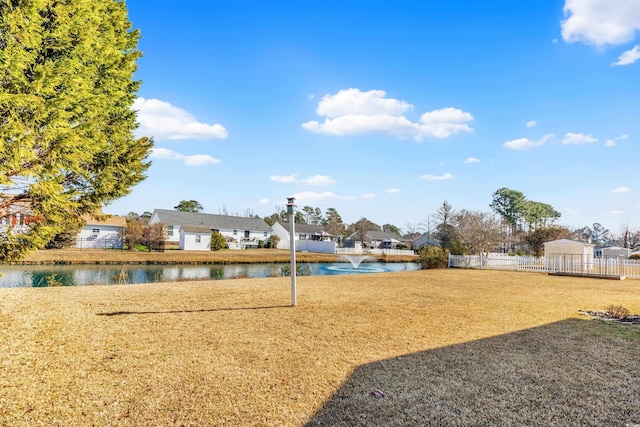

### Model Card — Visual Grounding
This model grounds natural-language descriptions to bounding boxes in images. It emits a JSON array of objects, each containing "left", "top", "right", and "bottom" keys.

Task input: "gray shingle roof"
[
  {"left": 152, "top": 209, "right": 271, "bottom": 232},
  {"left": 276, "top": 220, "right": 331, "bottom": 236}
]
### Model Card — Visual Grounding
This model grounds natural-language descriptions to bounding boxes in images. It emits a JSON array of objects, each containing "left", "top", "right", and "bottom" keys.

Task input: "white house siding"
[
  {"left": 76, "top": 224, "right": 123, "bottom": 249},
  {"left": 179, "top": 227, "right": 212, "bottom": 251},
  {"left": 149, "top": 210, "right": 271, "bottom": 249}
]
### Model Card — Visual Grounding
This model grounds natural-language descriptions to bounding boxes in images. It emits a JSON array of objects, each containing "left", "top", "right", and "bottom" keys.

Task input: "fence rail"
[
  {"left": 336, "top": 247, "right": 416, "bottom": 257},
  {"left": 449, "top": 254, "right": 640, "bottom": 278}
]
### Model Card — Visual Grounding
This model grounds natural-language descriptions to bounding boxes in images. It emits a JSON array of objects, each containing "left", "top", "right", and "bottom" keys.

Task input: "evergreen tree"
[{"left": 0, "top": 0, "right": 152, "bottom": 261}]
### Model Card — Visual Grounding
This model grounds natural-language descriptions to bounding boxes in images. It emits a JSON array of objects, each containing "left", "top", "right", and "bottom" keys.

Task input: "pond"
[{"left": 0, "top": 262, "right": 419, "bottom": 288}]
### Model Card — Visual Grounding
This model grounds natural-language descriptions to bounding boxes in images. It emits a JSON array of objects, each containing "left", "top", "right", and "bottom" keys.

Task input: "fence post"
[{"left": 448, "top": 254, "right": 451, "bottom": 268}]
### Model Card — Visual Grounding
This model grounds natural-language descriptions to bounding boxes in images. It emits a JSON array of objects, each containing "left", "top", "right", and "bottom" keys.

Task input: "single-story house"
[
  {"left": 76, "top": 214, "right": 126, "bottom": 249},
  {"left": 344, "top": 230, "right": 405, "bottom": 250},
  {"left": 600, "top": 246, "right": 632, "bottom": 259},
  {"left": 412, "top": 233, "right": 441, "bottom": 251},
  {"left": 270, "top": 220, "right": 335, "bottom": 253},
  {"left": 148, "top": 209, "right": 272, "bottom": 250}
]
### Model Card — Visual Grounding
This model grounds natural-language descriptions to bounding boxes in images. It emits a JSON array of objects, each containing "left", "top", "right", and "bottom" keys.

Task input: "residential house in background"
[
  {"left": 412, "top": 233, "right": 441, "bottom": 251},
  {"left": 270, "top": 220, "right": 335, "bottom": 253},
  {"left": 343, "top": 230, "right": 405, "bottom": 251},
  {"left": 76, "top": 214, "right": 126, "bottom": 249},
  {"left": 148, "top": 209, "right": 271, "bottom": 250}
]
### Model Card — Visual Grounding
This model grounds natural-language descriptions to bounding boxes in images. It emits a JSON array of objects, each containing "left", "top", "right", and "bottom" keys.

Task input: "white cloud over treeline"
[
  {"left": 302, "top": 89, "right": 473, "bottom": 141},
  {"left": 134, "top": 98, "right": 228, "bottom": 141}
]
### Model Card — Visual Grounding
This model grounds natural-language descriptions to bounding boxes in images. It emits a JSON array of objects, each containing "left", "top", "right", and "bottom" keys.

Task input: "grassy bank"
[
  {"left": 1, "top": 269, "right": 639, "bottom": 426},
  {"left": 16, "top": 248, "right": 417, "bottom": 265}
]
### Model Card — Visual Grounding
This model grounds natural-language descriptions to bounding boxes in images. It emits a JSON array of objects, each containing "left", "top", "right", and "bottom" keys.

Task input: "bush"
[
  {"left": 417, "top": 246, "right": 448, "bottom": 269},
  {"left": 629, "top": 254, "right": 640, "bottom": 260},
  {"left": 267, "top": 235, "right": 280, "bottom": 249},
  {"left": 395, "top": 243, "right": 409, "bottom": 250},
  {"left": 278, "top": 263, "right": 313, "bottom": 277},
  {"left": 210, "top": 231, "right": 226, "bottom": 251},
  {"left": 605, "top": 304, "right": 630, "bottom": 319}
]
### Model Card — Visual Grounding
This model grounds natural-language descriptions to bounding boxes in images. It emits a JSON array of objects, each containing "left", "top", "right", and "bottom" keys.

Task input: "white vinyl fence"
[
  {"left": 336, "top": 247, "right": 416, "bottom": 257},
  {"left": 448, "top": 254, "right": 640, "bottom": 278}
]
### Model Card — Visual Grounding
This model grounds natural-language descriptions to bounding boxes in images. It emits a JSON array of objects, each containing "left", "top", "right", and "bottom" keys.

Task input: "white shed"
[
  {"left": 543, "top": 239, "right": 595, "bottom": 272},
  {"left": 600, "top": 246, "right": 631, "bottom": 259},
  {"left": 179, "top": 226, "right": 211, "bottom": 251}
]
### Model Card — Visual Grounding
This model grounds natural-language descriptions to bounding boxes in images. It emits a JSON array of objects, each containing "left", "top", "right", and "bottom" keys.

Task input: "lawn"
[{"left": 1, "top": 269, "right": 639, "bottom": 426}]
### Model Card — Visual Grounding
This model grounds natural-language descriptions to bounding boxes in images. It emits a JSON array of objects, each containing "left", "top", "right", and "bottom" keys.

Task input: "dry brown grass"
[
  {"left": 1, "top": 269, "right": 639, "bottom": 426},
  {"left": 18, "top": 248, "right": 416, "bottom": 265}
]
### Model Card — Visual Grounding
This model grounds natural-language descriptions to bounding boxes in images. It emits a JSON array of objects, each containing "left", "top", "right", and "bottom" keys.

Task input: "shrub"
[
  {"left": 267, "top": 235, "right": 280, "bottom": 249},
  {"left": 604, "top": 304, "right": 630, "bottom": 319},
  {"left": 210, "top": 231, "right": 226, "bottom": 251},
  {"left": 629, "top": 254, "right": 640, "bottom": 260},
  {"left": 395, "top": 243, "right": 409, "bottom": 250},
  {"left": 418, "top": 246, "right": 448, "bottom": 269},
  {"left": 278, "top": 263, "right": 313, "bottom": 277}
]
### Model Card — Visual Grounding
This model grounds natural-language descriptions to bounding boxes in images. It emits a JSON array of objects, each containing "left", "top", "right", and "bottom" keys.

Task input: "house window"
[
  {"left": 264, "top": 232, "right": 268, "bottom": 237},
  {"left": 299, "top": 234, "right": 307, "bottom": 240},
  {"left": 195, "top": 234, "right": 201, "bottom": 243},
  {"left": 167, "top": 225, "right": 174, "bottom": 236},
  {"left": 92, "top": 228, "right": 100, "bottom": 237},
  {"left": 233, "top": 230, "right": 237, "bottom": 235}
]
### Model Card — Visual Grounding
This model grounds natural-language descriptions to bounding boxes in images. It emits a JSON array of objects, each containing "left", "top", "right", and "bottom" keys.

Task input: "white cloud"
[
  {"left": 462, "top": 157, "right": 480, "bottom": 163},
  {"left": 259, "top": 198, "right": 270, "bottom": 205},
  {"left": 134, "top": 98, "right": 228, "bottom": 141},
  {"left": 526, "top": 120, "right": 537, "bottom": 128},
  {"left": 562, "top": 132, "right": 598, "bottom": 145},
  {"left": 419, "top": 173, "right": 455, "bottom": 181},
  {"left": 302, "top": 88, "right": 473, "bottom": 141},
  {"left": 613, "top": 186, "right": 631, "bottom": 193},
  {"left": 605, "top": 139, "right": 616, "bottom": 147},
  {"left": 150, "top": 148, "right": 220, "bottom": 166},
  {"left": 385, "top": 188, "right": 400, "bottom": 194},
  {"left": 612, "top": 45, "right": 640, "bottom": 65},
  {"left": 561, "top": 0, "right": 640, "bottom": 47},
  {"left": 606, "top": 209, "right": 625, "bottom": 215},
  {"left": 503, "top": 133, "right": 554, "bottom": 150},
  {"left": 361, "top": 193, "right": 376, "bottom": 199},
  {"left": 617, "top": 133, "right": 629, "bottom": 140}
]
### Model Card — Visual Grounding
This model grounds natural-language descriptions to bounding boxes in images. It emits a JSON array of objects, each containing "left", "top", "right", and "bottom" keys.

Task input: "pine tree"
[{"left": 0, "top": 0, "right": 152, "bottom": 261}]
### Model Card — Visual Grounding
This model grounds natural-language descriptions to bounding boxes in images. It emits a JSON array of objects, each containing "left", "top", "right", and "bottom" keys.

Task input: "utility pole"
[{"left": 287, "top": 197, "right": 297, "bottom": 307}]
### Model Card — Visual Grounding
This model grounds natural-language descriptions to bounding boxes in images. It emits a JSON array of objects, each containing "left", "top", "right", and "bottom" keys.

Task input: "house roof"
[
  {"left": 346, "top": 230, "right": 403, "bottom": 242},
  {"left": 152, "top": 209, "right": 271, "bottom": 232},
  {"left": 181, "top": 226, "right": 213, "bottom": 234},
  {"left": 414, "top": 233, "right": 441, "bottom": 247},
  {"left": 276, "top": 220, "right": 332, "bottom": 236}
]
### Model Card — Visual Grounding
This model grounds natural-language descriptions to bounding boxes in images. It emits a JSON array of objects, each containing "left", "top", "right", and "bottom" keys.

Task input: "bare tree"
[
  {"left": 615, "top": 223, "right": 640, "bottom": 250},
  {"left": 453, "top": 210, "right": 501, "bottom": 256}
]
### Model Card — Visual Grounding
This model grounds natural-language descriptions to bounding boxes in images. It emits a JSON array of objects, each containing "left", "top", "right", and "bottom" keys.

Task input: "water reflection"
[{"left": 0, "top": 262, "right": 418, "bottom": 288}]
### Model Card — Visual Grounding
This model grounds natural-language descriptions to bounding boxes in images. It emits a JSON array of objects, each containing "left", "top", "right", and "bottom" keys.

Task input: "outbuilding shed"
[
  {"left": 600, "top": 246, "right": 631, "bottom": 259},
  {"left": 543, "top": 239, "right": 595, "bottom": 272}
]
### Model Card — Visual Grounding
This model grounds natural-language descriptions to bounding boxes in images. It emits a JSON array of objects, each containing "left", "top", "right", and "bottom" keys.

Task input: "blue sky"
[{"left": 110, "top": 0, "right": 640, "bottom": 233}]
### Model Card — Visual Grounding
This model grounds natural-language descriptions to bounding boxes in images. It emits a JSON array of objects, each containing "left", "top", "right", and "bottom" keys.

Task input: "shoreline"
[{"left": 7, "top": 248, "right": 418, "bottom": 266}]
